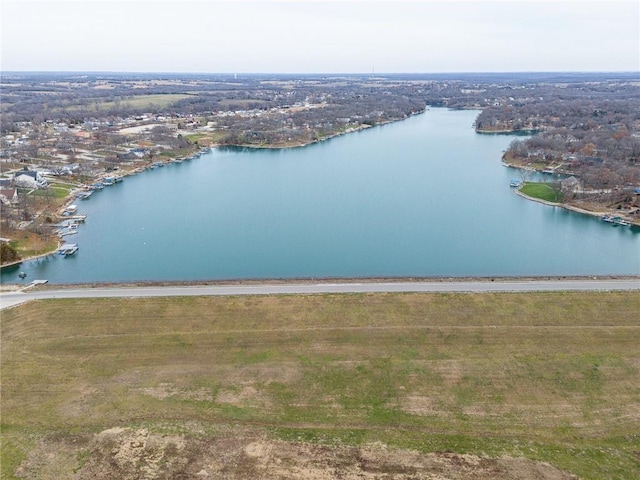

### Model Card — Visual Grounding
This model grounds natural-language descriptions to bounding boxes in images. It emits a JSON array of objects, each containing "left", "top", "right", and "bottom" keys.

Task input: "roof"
[{"left": 14, "top": 170, "right": 38, "bottom": 179}]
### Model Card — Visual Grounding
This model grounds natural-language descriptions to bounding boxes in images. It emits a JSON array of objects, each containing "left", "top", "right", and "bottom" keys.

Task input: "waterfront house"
[
  {"left": 561, "top": 176, "right": 581, "bottom": 193},
  {"left": 14, "top": 168, "right": 47, "bottom": 187}
]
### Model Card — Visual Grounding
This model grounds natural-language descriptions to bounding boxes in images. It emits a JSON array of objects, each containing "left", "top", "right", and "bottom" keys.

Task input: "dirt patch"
[
  {"left": 15, "top": 427, "right": 578, "bottom": 479},
  {"left": 216, "top": 384, "right": 272, "bottom": 410},
  {"left": 400, "top": 395, "right": 443, "bottom": 416},
  {"left": 137, "top": 383, "right": 213, "bottom": 402}
]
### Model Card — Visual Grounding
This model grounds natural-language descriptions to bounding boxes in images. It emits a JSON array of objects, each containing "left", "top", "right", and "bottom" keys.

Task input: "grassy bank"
[
  {"left": 519, "top": 181, "right": 563, "bottom": 203},
  {"left": 2, "top": 291, "right": 639, "bottom": 478},
  {"left": 2, "top": 231, "right": 59, "bottom": 265}
]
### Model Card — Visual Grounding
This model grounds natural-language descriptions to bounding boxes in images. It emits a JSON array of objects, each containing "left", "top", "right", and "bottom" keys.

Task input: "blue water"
[{"left": 2, "top": 108, "right": 639, "bottom": 284}]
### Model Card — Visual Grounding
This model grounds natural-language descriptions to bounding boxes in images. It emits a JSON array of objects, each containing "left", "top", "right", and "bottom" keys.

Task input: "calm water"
[{"left": 2, "top": 108, "right": 639, "bottom": 284}]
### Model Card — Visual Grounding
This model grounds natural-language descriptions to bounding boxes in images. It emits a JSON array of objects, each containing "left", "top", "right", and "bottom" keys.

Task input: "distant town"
[{"left": 1, "top": 72, "right": 639, "bottom": 264}]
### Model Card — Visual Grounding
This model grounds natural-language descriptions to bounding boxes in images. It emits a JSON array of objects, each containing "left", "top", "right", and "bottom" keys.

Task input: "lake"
[{"left": 2, "top": 108, "right": 639, "bottom": 284}]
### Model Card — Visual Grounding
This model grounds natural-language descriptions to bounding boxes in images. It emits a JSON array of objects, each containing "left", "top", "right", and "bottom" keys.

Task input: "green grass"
[
  {"left": 28, "top": 185, "right": 71, "bottom": 199},
  {"left": 2, "top": 291, "right": 639, "bottom": 479},
  {"left": 520, "top": 181, "right": 563, "bottom": 203},
  {"left": 184, "top": 131, "right": 228, "bottom": 144}
]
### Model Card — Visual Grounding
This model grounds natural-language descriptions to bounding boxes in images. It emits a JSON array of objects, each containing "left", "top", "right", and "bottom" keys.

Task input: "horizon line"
[{"left": 2, "top": 70, "right": 639, "bottom": 76}]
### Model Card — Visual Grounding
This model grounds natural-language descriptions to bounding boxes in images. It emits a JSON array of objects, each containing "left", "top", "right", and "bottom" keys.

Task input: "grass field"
[
  {"left": 520, "top": 182, "right": 563, "bottom": 203},
  {"left": 63, "top": 94, "right": 192, "bottom": 112},
  {"left": 185, "top": 131, "right": 229, "bottom": 145},
  {"left": 28, "top": 183, "right": 73, "bottom": 200},
  {"left": 2, "top": 291, "right": 639, "bottom": 478}
]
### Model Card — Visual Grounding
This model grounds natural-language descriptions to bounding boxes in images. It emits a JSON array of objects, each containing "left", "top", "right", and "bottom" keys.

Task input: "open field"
[
  {"left": 185, "top": 131, "right": 229, "bottom": 145},
  {"left": 61, "top": 93, "right": 193, "bottom": 112},
  {"left": 2, "top": 291, "right": 639, "bottom": 479}
]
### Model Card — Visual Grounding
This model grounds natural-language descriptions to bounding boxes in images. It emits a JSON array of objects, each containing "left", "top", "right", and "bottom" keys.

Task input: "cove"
[{"left": 2, "top": 108, "right": 639, "bottom": 284}]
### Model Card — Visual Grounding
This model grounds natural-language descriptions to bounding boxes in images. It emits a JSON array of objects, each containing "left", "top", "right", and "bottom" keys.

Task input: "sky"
[{"left": 1, "top": 0, "right": 638, "bottom": 73}]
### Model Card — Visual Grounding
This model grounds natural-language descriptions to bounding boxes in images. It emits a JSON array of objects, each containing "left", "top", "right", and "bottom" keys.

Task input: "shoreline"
[
  {"left": 504, "top": 158, "right": 639, "bottom": 226},
  {"left": 3, "top": 274, "right": 639, "bottom": 291},
  {"left": 476, "top": 128, "right": 539, "bottom": 134},
  {"left": 514, "top": 189, "right": 604, "bottom": 218},
  {"left": 0, "top": 246, "right": 59, "bottom": 270},
  {"left": 220, "top": 123, "right": 375, "bottom": 150},
  {"left": 514, "top": 187, "right": 640, "bottom": 226},
  {"left": 217, "top": 112, "right": 418, "bottom": 150}
]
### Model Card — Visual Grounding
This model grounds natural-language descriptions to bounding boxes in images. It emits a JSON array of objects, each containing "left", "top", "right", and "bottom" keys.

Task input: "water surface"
[{"left": 2, "top": 108, "right": 638, "bottom": 283}]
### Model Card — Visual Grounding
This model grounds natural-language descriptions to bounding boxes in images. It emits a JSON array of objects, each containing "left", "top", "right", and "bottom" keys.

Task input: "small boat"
[
  {"left": 602, "top": 215, "right": 631, "bottom": 226},
  {"left": 58, "top": 243, "right": 79, "bottom": 256},
  {"left": 64, "top": 204, "right": 78, "bottom": 214},
  {"left": 76, "top": 190, "right": 93, "bottom": 200},
  {"left": 58, "top": 229, "right": 78, "bottom": 237},
  {"left": 510, "top": 180, "right": 522, "bottom": 188},
  {"left": 57, "top": 224, "right": 78, "bottom": 236}
]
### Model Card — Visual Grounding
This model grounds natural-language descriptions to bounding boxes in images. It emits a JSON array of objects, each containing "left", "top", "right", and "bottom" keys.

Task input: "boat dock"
[{"left": 58, "top": 243, "right": 79, "bottom": 256}]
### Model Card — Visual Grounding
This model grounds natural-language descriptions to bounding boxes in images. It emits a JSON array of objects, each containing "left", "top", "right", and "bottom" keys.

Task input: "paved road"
[{"left": 1, "top": 278, "right": 639, "bottom": 310}]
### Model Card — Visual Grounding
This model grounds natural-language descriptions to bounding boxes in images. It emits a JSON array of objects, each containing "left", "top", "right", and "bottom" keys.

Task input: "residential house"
[
  {"left": 0, "top": 187, "right": 18, "bottom": 205},
  {"left": 561, "top": 176, "right": 581, "bottom": 194},
  {"left": 14, "top": 168, "right": 47, "bottom": 189}
]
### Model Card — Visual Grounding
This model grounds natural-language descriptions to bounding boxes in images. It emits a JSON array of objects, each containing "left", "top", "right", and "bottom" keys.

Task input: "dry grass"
[
  {"left": 62, "top": 94, "right": 192, "bottom": 112},
  {"left": 2, "top": 291, "right": 639, "bottom": 479}
]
